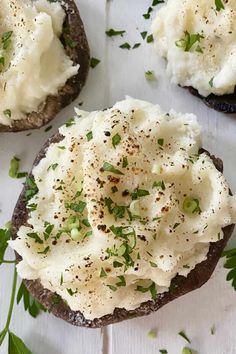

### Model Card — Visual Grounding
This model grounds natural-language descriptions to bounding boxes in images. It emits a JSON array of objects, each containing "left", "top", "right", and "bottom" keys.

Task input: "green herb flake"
[
  {"left": 111, "top": 186, "right": 118, "bottom": 194},
  {"left": 37, "top": 246, "right": 50, "bottom": 255},
  {"left": 90, "top": 57, "right": 100, "bottom": 68},
  {"left": 47, "top": 163, "right": 58, "bottom": 171},
  {"left": 133, "top": 43, "right": 141, "bottom": 49},
  {"left": 183, "top": 197, "right": 201, "bottom": 214},
  {"left": 136, "top": 281, "right": 157, "bottom": 300},
  {"left": 65, "top": 201, "right": 87, "bottom": 213},
  {"left": 147, "top": 34, "right": 154, "bottom": 43},
  {"left": 222, "top": 248, "right": 236, "bottom": 290},
  {"left": 147, "top": 329, "right": 157, "bottom": 338},
  {"left": 215, "top": 0, "right": 225, "bottom": 11},
  {"left": 67, "top": 288, "right": 77, "bottom": 296},
  {"left": 175, "top": 31, "right": 204, "bottom": 52},
  {"left": 119, "top": 42, "right": 131, "bottom": 50},
  {"left": 143, "top": 7, "right": 153, "bottom": 20},
  {"left": 159, "top": 350, "right": 168, "bottom": 354},
  {"left": 107, "top": 284, "right": 117, "bottom": 292},
  {"left": 209, "top": 77, "right": 214, "bottom": 87},
  {"left": 116, "top": 275, "right": 126, "bottom": 287},
  {"left": 131, "top": 189, "right": 150, "bottom": 200},
  {"left": 152, "top": 0, "right": 165, "bottom": 5},
  {"left": 150, "top": 261, "right": 158, "bottom": 268},
  {"left": 211, "top": 325, "right": 216, "bottom": 335},
  {"left": 3, "top": 109, "right": 11, "bottom": 118},
  {"left": 158, "top": 138, "right": 164, "bottom": 147},
  {"left": 86, "top": 131, "right": 93, "bottom": 141},
  {"left": 112, "top": 133, "right": 121, "bottom": 148},
  {"left": 145, "top": 70, "right": 156, "bottom": 81},
  {"left": 27, "top": 232, "right": 43, "bottom": 244},
  {"left": 44, "top": 125, "right": 52, "bottom": 132},
  {"left": 152, "top": 180, "right": 165, "bottom": 190},
  {"left": 141, "top": 31, "right": 148, "bottom": 40},
  {"left": 2, "top": 31, "right": 13, "bottom": 50},
  {"left": 182, "top": 348, "right": 193, "bottom": 354},
  {"left": 102, "top": 162, "right": 124, "bottom": 175},
  {"left": 178, "top": 331, "right": 191, "bottom": 344},
  {"left": 106, "top": 29, "right": 126, "bottom": 37},
  {"left": 122, "top": 156, "right": 128, "bottom": 168},
  {"left": 100, "top": 268, "right": 107, "bottom": 278},
  {"left": 8, "top": 156, "right": 28, "bottom": 179},
  {"left": 65, "top": 117, "right": 75, "bottom": 127}
]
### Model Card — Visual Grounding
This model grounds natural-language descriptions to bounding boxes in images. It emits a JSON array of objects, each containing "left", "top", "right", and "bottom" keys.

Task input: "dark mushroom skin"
[
  {"left": 0, "top": 0, "right": 90, "bottom": 133},
  {"left": 187, "top": 86, "right": 236, "bottom": 113},
  {"left": 11, "top": 134, "right": 235, "bottom": 328}
]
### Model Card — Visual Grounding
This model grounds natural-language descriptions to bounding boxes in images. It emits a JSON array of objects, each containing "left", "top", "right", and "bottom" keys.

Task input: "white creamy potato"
[
  {"left": 9, "top": 98, "right": 236, "bottom": 320},
  {"left": 152, "top": 0, "right": 236, "bottom": 97},
  {"left": 0, "top": 0, "right": 79, "bottom": 126}
]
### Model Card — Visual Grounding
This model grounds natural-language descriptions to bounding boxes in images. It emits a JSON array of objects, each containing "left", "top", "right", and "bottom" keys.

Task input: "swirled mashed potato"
[
  {"left": 152, "top": 0, "right": 236, "bottom": 97},
  {"left": 0, "top": 0, "right": 79, "bottom": 126},
  {"left": 9, "top": 98, "right": 236, "bottom": 320}
]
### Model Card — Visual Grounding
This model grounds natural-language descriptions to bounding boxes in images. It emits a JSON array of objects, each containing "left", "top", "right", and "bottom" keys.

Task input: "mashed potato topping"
[
  {"left": 9, "top": 98, "right": 236, "bottom": 319},
  {"left": 0, "top": 0, "right": 79, "bottom": 126},
  {"left": 152, "top": 0, "right": 236, "bottom": 97}
]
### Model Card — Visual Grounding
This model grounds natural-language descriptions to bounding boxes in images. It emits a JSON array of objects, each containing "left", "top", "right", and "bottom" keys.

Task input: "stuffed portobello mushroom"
[
  {"left": 152, "top": 0, "right": 236, "bottom": 113},
  {"left": 0, "top": 0, "right": 89, "bottom": 132},
  {"left": 10, "top": 98, "right": 236, "bottom": 327}
]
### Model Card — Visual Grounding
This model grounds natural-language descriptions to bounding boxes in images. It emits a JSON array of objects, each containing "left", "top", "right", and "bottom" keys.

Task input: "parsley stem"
[
  {"left": 0, "top": 260, "right": 16, "bottom": 264},
  {"left": 0, "top": 267, "right": 17, "bottom": 345}
]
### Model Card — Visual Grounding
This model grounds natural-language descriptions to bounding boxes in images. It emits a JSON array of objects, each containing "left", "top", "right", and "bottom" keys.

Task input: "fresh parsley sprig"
[
  {"left": 0, "top": 226, "right": 45, "bottom": 352},
  {"left": 222, "top": 248, "right": 236, "bottom": 290}
]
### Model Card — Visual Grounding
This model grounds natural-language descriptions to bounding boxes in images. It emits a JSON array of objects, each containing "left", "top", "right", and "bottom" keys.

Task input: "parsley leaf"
[
  {"left": 9, "top": 157, "right": 27, "bottom": 179},
  {"left": 17, "top": 281, "right": 46, "bottom": 318},
  {"left": 65, "top": 201, "right": 87, "bottom": 213},
  {"left": 136, "top": 281, "right": 157, "bottom": 300},
  {"left": 8, "top": 331, "right": 33, "bottom": 354},
  {"left": 86, "top": 131, "right": 93, "bottom": 141},
  {"left": 112, "top": 133, "right": 121, "bottom": 148},
  {"left": 90, "top": 57, "right": 100, "bottom": 68},
  {"left": 102, "top": 162, "right": 124, "bottom": 175},
  {"left": 175, "top": 31, "right": 204, "bottom": 52},
  {"left": 222, "top": 248, "right": 236, "bottom": 290},
  {"left": 131, "top": 189, "right": 150, "bottom": 200},
  {"left": 178, "top": 331, "right": 191, "bottom": 343},
  {"left": 215, "top": 0, "right": 224, "bottom": 11},
  {"left": 119, "top": 42, "right": 131, "bottom": 50},
  {"left": 0, "top": 228, "right": 10, "bottom": 263},
  {"left": 106, "top": 29, "right": 126, "bottom": 37}
]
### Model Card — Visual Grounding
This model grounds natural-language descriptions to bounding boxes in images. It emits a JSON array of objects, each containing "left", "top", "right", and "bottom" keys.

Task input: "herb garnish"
[
  {"left": 215, "top": 0, "right": 224, "bottom": 11},
  {"left": 152, "top": 180, "right": 165, "bottom": 190},
  {"left": 2, "top": 31, "right": 13, "bottom": 50},
  {"left": 182, "top": 348, "right": 193, "bottom": 354},
  {"left": 152, "top": 0, "right": 165, "bottom": 5},
  {"left": 147, "top": 329, "right": 157, "bottom": 338},
  {"left": 175, "top": 31, "right": 204, "bottom": 52},
  {"left": 131, "top": 189, "right": 150, "bottom": 200},
  {"left": 145, "top": 70, "right": 156, "bottom": 81},
  {"left": 159, "top": 350, "right": 168, "bottom": 354},
  {"left": 100, "top": 268, "right": 107, "bottom": 278},
  {"left": 222, "top": 248, "right": 236, "bottom": 290},
  {"left": 122, "top": 157, "right": 128, "bottom": 168},
  {"left": 106, "top": 29, "right": 126, "bottom": 37},
  {"left": 183, "top": 197, "right": 201, "bottom": 214},
  {"left": 102, "top": 162, "right": 124, "bottom": 175},
  {"left": 9, "top": 156, "right": 28, "bottom": 179},
  {"left": 86, "top": 131, "right": 93, "bottom": 141},
  {"left": 65, "top": 200, "right": 87, "bottom": 213},
  {"left": 112, "top": 133, "right": 121, "bottom": 148},
  {"left": 136, "top": 281, "right": 157, "bottom": 300},
  {"left": 0, "top": 226, "right": 45, "bottom": 352},
  {"left": 178, "top": 330, "right": 191, "bottom": 343},
  {"left": 90, "top": 57, "right": 100, "bottom": 68},
  {"left": 147, "top": 34, "right": 154, "bottom": 43},
  {"left": 143, "top": 7, "right": 153, "bottom": 20},
  {"left": 119, "top": 42, "right": 131, "bottom": 50},
  {"left": 209, "top": 77, "right": 214, "bottom": 88},
  {"left": 141, "top": 31, "right": 148, "bottom": 40}
]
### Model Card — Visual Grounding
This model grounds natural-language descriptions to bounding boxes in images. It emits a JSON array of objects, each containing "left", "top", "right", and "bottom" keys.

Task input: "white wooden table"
[{"left": 1, "top": 1, "right": 236, "bottom": 353}]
